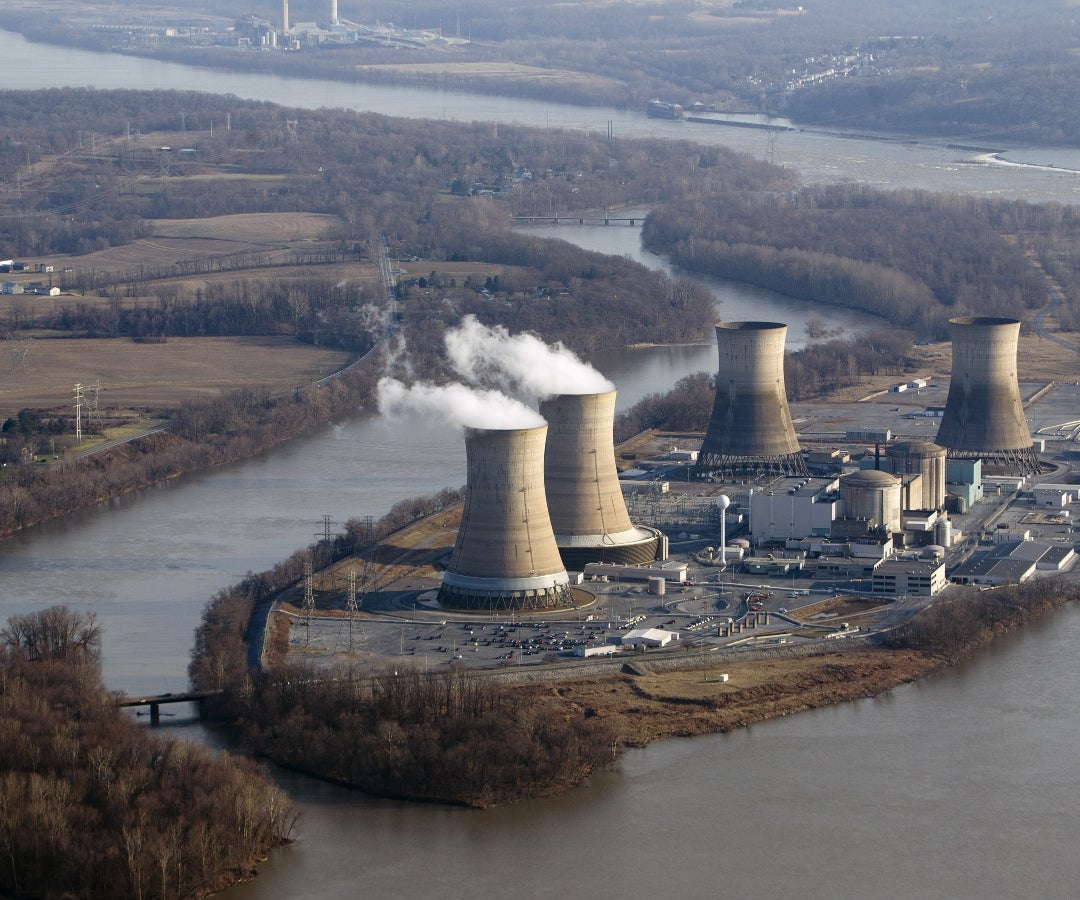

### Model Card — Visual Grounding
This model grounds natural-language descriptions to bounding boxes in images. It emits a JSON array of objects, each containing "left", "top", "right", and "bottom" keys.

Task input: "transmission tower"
[
  {"left": 296, "top": 558, "right": 326, "bottom": 648},
  {"left": 335, "top": 568, "right": 367, "bottom": 654},
  {"left": 86, "top": 380, "right": 104, "bottom": 431},
  {"left": 73, "top": 383, "right": 84, "bottom": 444},
  {"left": 315, "top": 514, "right": 336, "bottom": 545}
]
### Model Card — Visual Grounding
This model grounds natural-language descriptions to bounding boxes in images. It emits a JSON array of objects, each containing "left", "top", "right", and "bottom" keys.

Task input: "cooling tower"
[
  {"left": 935, "top": 317, "right": 1037, "bottom": 474},
  {"left": 438, "top": 425, "right": 574, "bottom": 610},
  {"left": 540, "top": 391, "right": 662, "bottom": 569},
  {"left": 697, "top": 322, "right": 808, "bottom": 476},
  {"left": 885, "top": 440, "right": 947, "bottom": 510}
]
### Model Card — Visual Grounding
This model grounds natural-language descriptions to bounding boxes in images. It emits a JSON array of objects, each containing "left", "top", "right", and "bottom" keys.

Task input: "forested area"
[
  {"left": 0, "top": 606, "right": 297, "bottom": 899},
  {"left": 643, "top": 185, "right": 1080, "bottom": 340}
]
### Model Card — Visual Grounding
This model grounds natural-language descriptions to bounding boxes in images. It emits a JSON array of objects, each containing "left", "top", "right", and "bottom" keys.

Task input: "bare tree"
[{"left": 1, "top": 605, "right": 101, "bottom": 664}]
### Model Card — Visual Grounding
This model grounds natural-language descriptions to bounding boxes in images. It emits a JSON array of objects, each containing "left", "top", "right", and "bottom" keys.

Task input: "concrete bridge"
[
  {"left": 118, "top": 689, "right": 223, "bottom": 725},
  {"left": 511, "top": 215, "right": 642, "bottom": 227}
]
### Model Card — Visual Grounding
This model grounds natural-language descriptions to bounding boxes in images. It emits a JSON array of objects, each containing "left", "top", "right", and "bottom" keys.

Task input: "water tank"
[
  {"left": 648, "top": 576, "right": 666, "bottom": 596},
  {"left": 934, "top": 517, "right": 953, "bottom": 548},
  {"left": 840, "top": 469, "right": 902, "bottom": 533}
]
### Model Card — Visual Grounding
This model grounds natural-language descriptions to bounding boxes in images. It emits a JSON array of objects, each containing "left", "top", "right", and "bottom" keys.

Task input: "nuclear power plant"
[
  {"left": 697, "top": 321, "right": 808, "bottom": 477},
  {"left": 540, "top": 391, "right": 663, "bottom": 569},
  {"left": 935, "top": 316, "right": 1038, "bottom": 474},
  {"left": 438, "top": 425, "right": 575, "bottom": 611}
]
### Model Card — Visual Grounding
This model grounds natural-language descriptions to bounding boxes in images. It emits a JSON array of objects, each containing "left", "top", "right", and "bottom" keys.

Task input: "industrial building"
[
  {"left": 540, "top": 391, "right": 663, "bottom": 569},
  {"left": 936, "top": 316, "right": 1038, "bottom": 474},
  {"left": 438, "top": 426, "right": 574, "bottom": 610},
  {"left": 748, "top": 477, "right": 840, "bottom": 542},
  {"left": 697, "top": 321, "right": 808, "bottom": 476},
  {"left": 870, "top": 558, "right": 947, "bottom": 597}
]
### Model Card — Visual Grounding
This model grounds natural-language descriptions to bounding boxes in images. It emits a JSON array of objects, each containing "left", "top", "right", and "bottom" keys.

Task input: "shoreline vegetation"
[
  {"left": 0, "top": 606, "right": 298, "bottom": 900},
  {"left": 188, "top": 491, "right": 1080, "bottom": 809}
]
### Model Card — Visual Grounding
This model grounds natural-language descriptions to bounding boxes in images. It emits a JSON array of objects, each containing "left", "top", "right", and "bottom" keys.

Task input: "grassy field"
[{"left": 0, "top": 335, "right": 351, "bottom": 418}]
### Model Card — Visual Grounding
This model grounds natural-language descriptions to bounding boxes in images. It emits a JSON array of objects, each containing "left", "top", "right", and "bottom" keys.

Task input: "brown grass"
[
  {"left": 0, "top": 336, "right": 350, "bottom": 416},
  {"left": 519, "top": 647, "right": 942, "bottom": 747}
]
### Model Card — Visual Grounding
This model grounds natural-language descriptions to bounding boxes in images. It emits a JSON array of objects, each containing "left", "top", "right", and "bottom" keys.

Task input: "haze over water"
[{"left": 1, "top": 30, "right": 1079, "bottom": 898}]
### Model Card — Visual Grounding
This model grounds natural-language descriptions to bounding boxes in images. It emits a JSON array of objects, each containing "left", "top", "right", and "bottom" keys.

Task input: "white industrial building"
[
  {"left": 621, "top": 628, "right": 679, "bottom": 649},
  {"left": 583, "top": 561, "right": 687, "bottom": 583},
  {"left": 749, "top": 477, "right": 840, "bottom": 542}
]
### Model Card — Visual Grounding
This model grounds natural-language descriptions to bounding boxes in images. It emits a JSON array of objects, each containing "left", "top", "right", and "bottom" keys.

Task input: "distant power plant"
[
  {"left": 935, "top": 316, "right": 1038, "bottom": 474},
  {"left": 698, "top": 321, "right": 808, "bottom": 476},
  {"left": 540, "top": 391, "right": 662, "bottom": 569},
  {"left": 438, "top": 425, "right": 574, "bottom": 610}
]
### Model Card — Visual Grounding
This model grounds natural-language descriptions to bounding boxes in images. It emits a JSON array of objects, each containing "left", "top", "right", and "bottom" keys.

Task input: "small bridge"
[
  {"left": 511, "top": 215, "right": 642, "bottom": 227},
  {"left": 117, "top": 690, "right": 223, "bottom": 725}
]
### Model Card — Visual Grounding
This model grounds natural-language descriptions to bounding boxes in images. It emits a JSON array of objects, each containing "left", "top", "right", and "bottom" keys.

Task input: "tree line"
[{"left": 0, "top": 605, "right": 297, "bottom": 899}]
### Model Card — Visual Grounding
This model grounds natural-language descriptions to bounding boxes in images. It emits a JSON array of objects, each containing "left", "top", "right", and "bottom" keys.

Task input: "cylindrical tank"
[
  {"left": 840, "top": 469, "right": 902, "bottom": 533},
  {"left": 935, "top": 517, "right": 953, "bottom": 548},
  {"left": 698, "top": 322, "right": 807, "bottom": 475},
  {"left": 540, "top": 391, "right": 661, "bottom": 568},
  {"left": 439, "top": 426, "right": 574, "bottom": 610},
  {"left": 922, "top": 544, "right": 946, "bottom": 560},
  {"left": 648, "top": 576, "right": 666, "bottom": 596},
  {"left": 936, "top": 317, "right": 1037, "bottom": 473},
  {"left": 885, "top": 440, "right": 947, "bottom": 510}
]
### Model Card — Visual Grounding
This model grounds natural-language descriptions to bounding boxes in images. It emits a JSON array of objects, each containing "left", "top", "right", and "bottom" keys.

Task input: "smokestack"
[
  {"left": 439, "top": 426, "right": 574, "bottom": 610},
  {"left": 282, "top": 0, "right": 289, "bottom": 34},
  {"left": 331, "top": 0, "right": 338, "bottom": 24},
  {"left": 935, "top": 316, "right": 1037, "bottom": 474},
  {"left": 540, "top": 391, "right": 662, "bottom": 569},
  {"left": 698, "top": 321, "right": 807, "bottom": 476}
]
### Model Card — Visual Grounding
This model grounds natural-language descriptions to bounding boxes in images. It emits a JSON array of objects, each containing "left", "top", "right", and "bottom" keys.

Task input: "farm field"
[{"left": 1, "top": 335, "right": 351, "bottom": 417}]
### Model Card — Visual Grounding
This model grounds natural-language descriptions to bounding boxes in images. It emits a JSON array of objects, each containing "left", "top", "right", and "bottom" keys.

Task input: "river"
[{"left": 2, "top": 29, "right": 1079, "bottom": 899}]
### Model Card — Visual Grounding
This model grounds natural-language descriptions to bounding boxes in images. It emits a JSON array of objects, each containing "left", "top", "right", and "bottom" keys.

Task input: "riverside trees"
[{"left": 0, "top": 606, "right": 298, "bottom": 899}]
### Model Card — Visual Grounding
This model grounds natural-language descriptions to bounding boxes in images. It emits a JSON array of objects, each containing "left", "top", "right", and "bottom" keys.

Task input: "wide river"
[{"left": 2, "top": 30, "right": 1080, "bottom": 899}]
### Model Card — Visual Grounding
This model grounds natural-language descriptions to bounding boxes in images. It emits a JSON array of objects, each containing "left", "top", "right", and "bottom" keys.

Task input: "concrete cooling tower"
[
  {"left": 540, "top": 391, "right": 662, "bottom": 569},
  {"left": 438, "top": 425, "right": 575, "bottom": 611},
  {"left": 697, "top": 322, "right": 808, "bottom": 476},
  {"left": 935, "top": 317, "right": 1037, "bottom": 474}
]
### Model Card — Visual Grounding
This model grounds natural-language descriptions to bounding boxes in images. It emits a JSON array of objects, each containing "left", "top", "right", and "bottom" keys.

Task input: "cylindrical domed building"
[
  {"left": 840, "top": 469, "right": 902, "bottom": 534},
  {"left": 885, "top": 440, "right": 947, "bottom": 510}
]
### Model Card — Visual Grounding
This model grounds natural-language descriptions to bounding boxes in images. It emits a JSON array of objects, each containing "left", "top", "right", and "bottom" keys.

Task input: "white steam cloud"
[
  {"left": 444, "top": 315, "right": 614, "bottom": 400},
  {"left": 376, "top": 377, "right": 546, "bottom": 431}
]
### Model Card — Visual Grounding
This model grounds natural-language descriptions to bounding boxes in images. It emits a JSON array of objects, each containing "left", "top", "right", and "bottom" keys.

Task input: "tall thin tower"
[
  {"left": 935, "top": 316, "right": 1037, "bottom": 474},
  {"left": 540, "top": 391, "right": 661, "bottom": 568},
  {"left": 282, "top": 0, "right": 289, "bottom": 34},
  {"left": 439, "top": 426, "right": 574, "bottom": 610},
  {"left": 331, "top": 0, "right": 339, "bottom": 24},
  {"left": 697, "top": 321, "right": 807, "bottom": 476}
]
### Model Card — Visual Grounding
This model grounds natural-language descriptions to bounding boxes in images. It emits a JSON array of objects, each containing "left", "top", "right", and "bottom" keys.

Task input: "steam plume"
[
  {"left": 444, "top": 315, "right": 613, "bottom": 399},
  {"left": 376, "top": 377, "right": 545, "bottom": 431}
]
